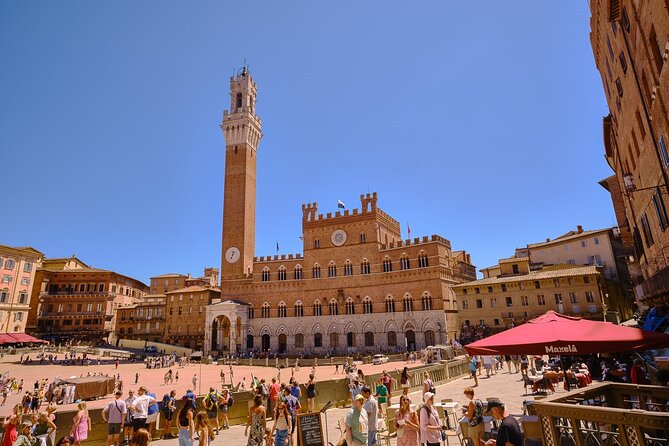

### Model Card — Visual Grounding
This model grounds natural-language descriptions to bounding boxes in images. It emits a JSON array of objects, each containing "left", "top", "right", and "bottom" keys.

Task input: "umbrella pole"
[{"left": 561, "top": 355, "right": 570, "bottom": 392}]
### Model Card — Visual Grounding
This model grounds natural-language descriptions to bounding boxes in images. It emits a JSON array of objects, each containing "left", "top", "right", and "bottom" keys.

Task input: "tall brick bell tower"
[{"left": 220, "top": 67, "right": 262, "bottom": 282}]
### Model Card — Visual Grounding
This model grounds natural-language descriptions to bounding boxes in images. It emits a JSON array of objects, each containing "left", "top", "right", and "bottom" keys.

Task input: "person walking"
[
  {"left": 419, "top": 393, "right": 444, "bottom": 446},
  {"left": 395, "top": 395, "right": 419, "bottom": 446},
  {"left": 192, "top": 375, "right": 198, "bottom": 392},
  {"left": 422, "top": 372, "right": 435, "bottom": 398},
  {"left": 469, "top": 356, "right": 479, "bottom": 387},
  {"left": 69, "top": 402, "right": 91, "bottom": 446},
  {"left": 176, "top": 397, "right": 195, "bottom": 446},
  {"left": 398, "top": 367, "right": 412, "bottom": 396},
  {"left": 482, "top": 356, "right": 493, "bottom": 378},
  {"left": 204, "top": 388, "right": 221, "bottom": 434},
  {"left": 102, "top": 390, "right": 126, "bottom": 446},
  {"left": 374, "top": 376, "right": 388, "bottom": 416},
  {"left": 194, "top": 411, "right": 215, "bottom": 446},
  {"left": 282, "top": 386, "right": 300, "bottom": 446},
  {"left": 270, "top": 400, "right": 291, "bottom": 446},
  {"left": 244, "top": 394, "right": 266, "bottom": 446},
  {"left": 123, "top": 390, "right": 136, "bottom": 444},
  {"left": 267, "top": 378, "right": 280, "bottom": 420},
  {"left": 361, "top": 387, "right": 378, "bottom": 446},
  {"left": 463, "top": 387, "right": 484, "bottom": 446},
  {"left": 134, "top": 373, "right": 139, "bottom": 385},
  {"left": 345, "top": 395, "right": 367, "bottom": 446}
]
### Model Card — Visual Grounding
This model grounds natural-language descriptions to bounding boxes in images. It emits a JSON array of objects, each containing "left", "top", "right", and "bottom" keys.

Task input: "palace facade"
[{"left": 204, "top": 69, "right": 476, "bottom": 356}]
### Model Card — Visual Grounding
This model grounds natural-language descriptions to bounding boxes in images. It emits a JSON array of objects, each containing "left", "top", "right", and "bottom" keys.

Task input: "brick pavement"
[{"left": 149, "top": 365, "right": 565, "bottom": 446}]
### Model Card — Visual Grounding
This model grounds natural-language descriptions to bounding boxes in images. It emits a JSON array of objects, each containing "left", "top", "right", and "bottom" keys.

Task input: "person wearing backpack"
[
  {"left": 422, "top": 372, "right": 435, "bottom": 399},
  {"left": 219, "top": 388, "right": 232, "bottom": 430},
  {"left": 161, "top": 390, "right": 176, "bottom": 439},
  {"left": 203, "top": 388, "right": 221, "bottom": 434},
  {"left": 463, "top": 386, "right": 484, "bottom": 446}
]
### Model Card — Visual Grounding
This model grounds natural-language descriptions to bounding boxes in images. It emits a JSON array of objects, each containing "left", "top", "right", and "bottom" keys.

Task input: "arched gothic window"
[
  {"left": 294, "top": 301, "right": 304, "bottom": 317},
  {"left": 261, "top": 302, "right": 270, "bottom": 318},
  {"left": 328, "top": 263, "right": 337, "bottom": 277},
  {"left": 383, "top": 258, "right": 392, "bottom": 272},
  {"left": 236, "top": 92, "right": 243, "bottom": 109},
  {"left": 294, "top": 333, "right": 304, "bottom": 348},
  {"left": 363, "top": 297, "right": 373, "bottom": 314},
  {"left": 400, "top": 255, "right": 410, "bottom": 270},
  {"left": 294, "top": 266, "right": 303, "bottom": 280},
  {"left": 345, "top": 298, "right": 355, "bottom": 315},
  {"left": 312, "top": 264, "right": 321, "bottom": 279},
  {"left": 385, "top": 296, "right": 395, "bottom": 313},
  {"left": 418, "top": 253, "right": 429, "bottom": 268},
  {"left": 422, "top": 293, "right": 433, "bottom": 310},
  {"left": 277, "top": 302, "right": 287, "bottom": 318},
  {"left": 403, "top": 295, "right": 413, "bottom": 312},
  {"left": 313, "top": 300, "right": 322, "bottom": 316},
  {"left": 361, "top": 259, "right": 371, "bottom": 274},
  {"left": 278, "top": 267, "right": 287, "bottom": 281},
  {"left": 247, "top": 305, "right": 254, "bottom": 319},
  {"left": 344, "top": 261, "right": 353, "bottom": 276},
  {"left": 261, "top": 267, "right": 270, "bottom": 282},
  {"left": 329, "top": 299, "right": 339, "bottom": 316}
]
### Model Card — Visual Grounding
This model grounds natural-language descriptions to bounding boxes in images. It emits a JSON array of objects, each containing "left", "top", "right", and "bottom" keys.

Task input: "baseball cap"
[
  {"left": 486, "top": 398, "right": 505, "bottom": 413},
  {"left": 423, "top": 392, "right": 435, "bottom": 403}
]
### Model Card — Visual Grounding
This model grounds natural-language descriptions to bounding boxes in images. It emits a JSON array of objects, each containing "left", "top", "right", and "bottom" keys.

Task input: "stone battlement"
[
  {"left": 253, "top": 254, "right": 303, "bottom": 262},
  {"left": 380, "top": 234, "right": 451, "bottom": 250}
]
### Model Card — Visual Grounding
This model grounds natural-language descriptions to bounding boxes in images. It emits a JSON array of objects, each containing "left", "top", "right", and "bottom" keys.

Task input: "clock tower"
[{"left": 220, "top": 67, "right": 262, "bottom": 281}]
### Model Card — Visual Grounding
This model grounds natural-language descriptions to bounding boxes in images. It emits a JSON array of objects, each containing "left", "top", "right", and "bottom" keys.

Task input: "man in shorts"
[
  {"left": 123, "top": 389, "right": 136, "bottom": 444},
  {"left": 128, "top": 386, "right": 156, "bottom": 432},
  {"left": 102, "top": 390, "right": 126, "bottom": 446},
  {"left": 204, "top": 387, "right": 221, "bottom": 434}
]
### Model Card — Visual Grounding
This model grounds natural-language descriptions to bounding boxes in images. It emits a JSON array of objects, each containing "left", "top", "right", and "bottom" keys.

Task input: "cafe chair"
[
  {"left": 462, "top": 437, "right": 476, "bottom": 446},
  {"left": 522, "top": 418, "right": 543, "bottom": 445},
  {"left": 376, "top": 417, "right": 394, "bottom": 446}
]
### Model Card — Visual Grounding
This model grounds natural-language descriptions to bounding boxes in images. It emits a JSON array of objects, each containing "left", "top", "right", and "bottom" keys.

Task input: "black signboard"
[{"left": 296, "top": 412, "right": 324, "bottom": 446}]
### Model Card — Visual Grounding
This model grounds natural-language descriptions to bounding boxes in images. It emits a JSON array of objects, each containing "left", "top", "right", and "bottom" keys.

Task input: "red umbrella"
[{"left": 464, "top": 311, "right": 669, "bottom": 356}]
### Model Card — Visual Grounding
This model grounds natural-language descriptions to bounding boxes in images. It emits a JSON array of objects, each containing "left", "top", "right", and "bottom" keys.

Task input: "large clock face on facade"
[
  {"left": 331, "top": 229, "right": 347, "bottom": 247},
  {"left": 225, "top": 247, "right": 241, "bottom": 263}
]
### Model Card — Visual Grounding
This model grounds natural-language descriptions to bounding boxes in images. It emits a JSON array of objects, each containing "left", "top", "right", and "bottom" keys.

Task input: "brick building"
[
  {"left": 27, "top": 257, "right": 149, "bottom": 343},
  {"left": 453, "top": 257, "right": 628, "bottom": 343},
  {"left": 590, "top": 1, "right": 669, "bottom": 307},
  {"left": 204, "top": 68, "right": 476, "bottom": 357},
  {"left": 0, "top": 245, "right": 43, "bottom": 334},
  {"left": 165, "top": 286, "right": 220, "bottom": 350},
  {"left": 114, "top": 295, "right": 166, "bottom": 343}
]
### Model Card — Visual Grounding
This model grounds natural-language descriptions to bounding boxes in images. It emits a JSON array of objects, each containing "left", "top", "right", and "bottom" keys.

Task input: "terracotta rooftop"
[
  {"left": 451, "top": 265, "right": 600, "bottom": 288},
  {"left": 165, "top": 285, "right": 220, "bottom": 294},
  {"left": 150, "top": 273, "right": 187, "bottom": 279},
  {"left": 499, "top": 256, "right": 529, "bottom": 264}
]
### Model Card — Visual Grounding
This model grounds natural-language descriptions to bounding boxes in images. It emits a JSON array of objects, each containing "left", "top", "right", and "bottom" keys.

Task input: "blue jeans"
[
  {"left": 367, "top": 430, "right": 377, "bottom": 446},
  {"left": 275, "top": 428, "right": 289, "bottom": 446},
  {"left": 178, "top": 428, "right": 193, "bottom": 446}
]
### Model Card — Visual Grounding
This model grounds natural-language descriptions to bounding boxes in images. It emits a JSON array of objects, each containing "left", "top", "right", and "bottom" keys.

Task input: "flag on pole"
[
  {"left": 276, "top": 241, "right": 279, "bottom": 253},
  {"left": 407, "top": 223, "right": 411, "bottom": 239},
  {"left": 337, "top": 199, "right": 346, "bottom": 209}
]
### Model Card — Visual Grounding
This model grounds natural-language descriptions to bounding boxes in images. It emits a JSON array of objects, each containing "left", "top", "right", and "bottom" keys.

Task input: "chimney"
[
  {"left": 577, "top": 225, "right": 583, "bottom": 234},
  {"left": 546, "top": 238, "right": 550, "bottom": 242}
]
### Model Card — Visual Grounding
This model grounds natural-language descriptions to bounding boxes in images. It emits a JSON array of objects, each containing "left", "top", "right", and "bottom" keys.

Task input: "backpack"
[
  {"left": 226, "top": 394, "right": 234, "bottom": 407},
  {"left": 426, "top": 379, "right": 436, "bottom": 394},
  {"left": 161, "top": 394, "right": 171, "bottom": 411}
]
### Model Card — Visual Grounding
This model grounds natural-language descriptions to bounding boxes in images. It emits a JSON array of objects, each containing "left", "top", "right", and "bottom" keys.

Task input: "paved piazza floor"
[{"left": 0, "top": 353, "right": 564, "bottom": 444}]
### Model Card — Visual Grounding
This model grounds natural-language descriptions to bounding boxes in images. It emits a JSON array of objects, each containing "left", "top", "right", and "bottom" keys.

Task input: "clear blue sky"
[{"left": 0, "top": 2, "right": 613, "bottom": 283}]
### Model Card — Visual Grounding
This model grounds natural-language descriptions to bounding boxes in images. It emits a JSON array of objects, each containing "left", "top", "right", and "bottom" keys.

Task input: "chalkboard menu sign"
[{"left": 296, "top": 412, "right": 324, "bottom": 446}]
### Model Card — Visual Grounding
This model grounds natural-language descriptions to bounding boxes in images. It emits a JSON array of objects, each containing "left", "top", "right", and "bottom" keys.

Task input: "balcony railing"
[{"left": 533, "top": 382, "right": 669, "bottom": 446}]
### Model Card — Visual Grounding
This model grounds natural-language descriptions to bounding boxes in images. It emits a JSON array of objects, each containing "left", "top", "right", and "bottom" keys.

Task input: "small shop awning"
[
  {"left": 0, "top": 333, "right": 48, "bottom": 344},
  {"left": 0, "top": 334, "right": 16, "bottom": 345}
]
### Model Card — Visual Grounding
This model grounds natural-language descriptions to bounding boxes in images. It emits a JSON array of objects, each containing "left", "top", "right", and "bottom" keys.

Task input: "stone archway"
[
  {"left": 211, "top": 315, "right": 232, "bottom": 352},
  {"left": 405, "top": 330, "right": 416, "bottom": 351}
]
